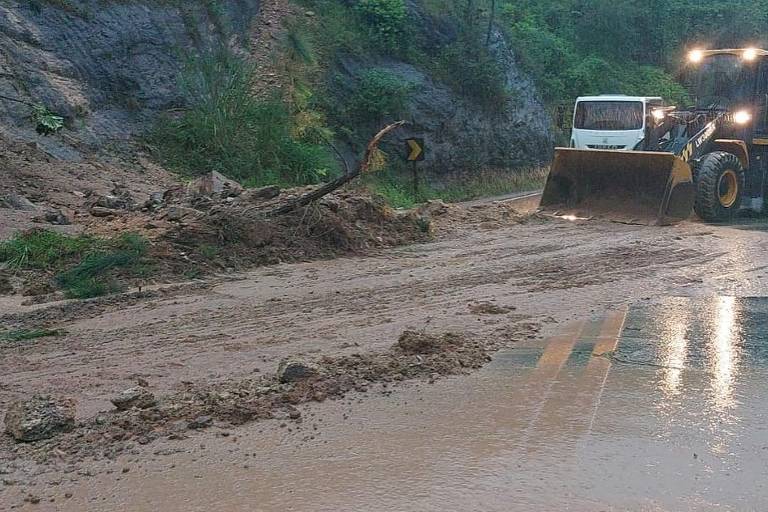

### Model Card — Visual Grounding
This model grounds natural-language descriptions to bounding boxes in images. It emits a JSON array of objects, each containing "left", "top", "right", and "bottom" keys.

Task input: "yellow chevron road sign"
[{"left": 406, "top": 138, "right": 425, "bottom": 161}]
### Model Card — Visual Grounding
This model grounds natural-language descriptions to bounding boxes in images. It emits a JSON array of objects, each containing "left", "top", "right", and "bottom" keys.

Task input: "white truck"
[{"left": 570, "top": 95, "right": 664, "bottom": 150}]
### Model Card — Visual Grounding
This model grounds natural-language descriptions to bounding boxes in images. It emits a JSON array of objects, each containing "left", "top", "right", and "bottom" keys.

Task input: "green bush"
[
  {"left": 355, "top": 0, "right": 407, "bottom": 49},
  {"left": 151, "top": 50, "right": 336, "bottom": 187},
  {"left": 349, "top": 69, "right": 413, "bottom": 122}
]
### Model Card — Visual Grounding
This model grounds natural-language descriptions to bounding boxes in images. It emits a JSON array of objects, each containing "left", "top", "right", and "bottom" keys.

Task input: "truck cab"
[{"left": 571, "top": 95, "right": 663, "bottom": 150}]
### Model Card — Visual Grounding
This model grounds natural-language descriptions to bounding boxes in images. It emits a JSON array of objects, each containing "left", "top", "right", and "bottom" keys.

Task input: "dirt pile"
[
  {"left": 417, "top": 199, "right": 534, "bottom": 236},
  {"left": 138, "top": 180, "right": 433, "bottom": 270},
  {"left": 0, "top": 324, "right": 538, "bottom": 467}
]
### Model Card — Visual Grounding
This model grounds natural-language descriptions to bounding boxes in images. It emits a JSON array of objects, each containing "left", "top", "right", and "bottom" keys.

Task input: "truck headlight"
[
  {"left": 743, "top": 48, "right": 758, "bottom": 61},
  {"left": 688, "top": 49, "right": 704, "bottom": 63},
  {"left": 733, "top": 110, "right": 752, "bottom": 125}
]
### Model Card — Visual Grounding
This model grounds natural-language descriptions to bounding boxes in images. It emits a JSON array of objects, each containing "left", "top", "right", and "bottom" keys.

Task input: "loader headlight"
[
  {"left": 743, "top": 48, "right": 759, "bottom": 61},
  {"left": 651, "top": 109, "right": 666, "bottom": 122},
  {"left": 733, "top": 110, "right": 752, "bottom": 125},
  {"left": 688, "top": 49, "right": 704, "bottom": 63}
]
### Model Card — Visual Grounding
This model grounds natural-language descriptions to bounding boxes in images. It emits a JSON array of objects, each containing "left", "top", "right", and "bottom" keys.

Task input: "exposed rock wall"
[{"left": 0, "top": 0, "right": 260, "bottom": 159}]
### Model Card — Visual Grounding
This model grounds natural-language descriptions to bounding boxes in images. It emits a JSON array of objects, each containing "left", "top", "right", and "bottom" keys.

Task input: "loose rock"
[
  {"left": 111, "top": 387, "right": 157, "bottom": 411},
  {"left": 4, "top": 396, "right": 76, "bottom": 442},
  {"left": 0, "top": 193, "right": 38, "bottom": 211},
  {"left": 164, "top": 206, "right": 202, "bottom": 222},
  {"left": 187, "top": 416, "right": 213, "bottom": 430},
  {"left": 33, "top": 208, "right": 71, "bottom": 225},
  {"left": 187, "top": 171, "right": 243, "bottom": 198},
  {"left": 243, "top": 185, "right": 280, "bottom": 203},
  {"left": 277, "top": 360, "right": 320, "bottom": 383}
]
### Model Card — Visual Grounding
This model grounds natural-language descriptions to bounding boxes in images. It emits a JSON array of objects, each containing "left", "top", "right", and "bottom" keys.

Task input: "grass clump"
[
  {"left": 0, "top": 230, "right": 97, "bottom": 270},
  {"left": 151, "top": 49, "right": 337, "bottom": 187},
  {"left": 0, "top": 230, "right": 151, "bottom": 300},
  {"left": 366, "top": 167, "right": 549, "bottom": 208},
  {"left": 0, "top": 329, "right": 64, "bottom": 343},
  {"left": 55, "top": 233, "right": 148, "bottom": 299}
]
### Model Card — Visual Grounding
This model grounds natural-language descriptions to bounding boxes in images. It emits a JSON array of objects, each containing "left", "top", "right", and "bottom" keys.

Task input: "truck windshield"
[
  {"left": 574, "top": 101, "right": 644, "bottom": 130},
  {"left": 687, "top": 54, "right": 756, "bottom": 110}
]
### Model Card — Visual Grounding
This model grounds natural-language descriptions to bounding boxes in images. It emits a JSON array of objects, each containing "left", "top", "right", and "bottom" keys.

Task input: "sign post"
[{"left": 405, "top": 138, "right": 425, "bottom": 197}]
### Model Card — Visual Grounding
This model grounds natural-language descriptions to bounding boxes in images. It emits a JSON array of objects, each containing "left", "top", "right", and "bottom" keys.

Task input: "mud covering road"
[{"left": 3, "top": 205, "right": 768, "bottom": 509}]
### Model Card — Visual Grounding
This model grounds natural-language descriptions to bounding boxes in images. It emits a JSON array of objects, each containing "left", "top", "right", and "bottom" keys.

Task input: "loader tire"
[{"left": 694, "top": 151, "right": 744, "bottom": 222}]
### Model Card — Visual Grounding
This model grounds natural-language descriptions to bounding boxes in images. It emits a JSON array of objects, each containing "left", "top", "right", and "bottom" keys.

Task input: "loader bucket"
[{"left": 539, "top": 148, "right": 696, "bottom": 225}]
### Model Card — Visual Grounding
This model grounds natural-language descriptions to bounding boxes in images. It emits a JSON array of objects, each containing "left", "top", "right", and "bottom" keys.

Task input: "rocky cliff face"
[
  {"left": 0, "top": 0, "right": 551, "bottom": 176},
  {"left": 0, "top": 0, "right": 260, "bottom": 160},
  {"left": 331, "top": 32, "right": 552, "bottom": 179}
]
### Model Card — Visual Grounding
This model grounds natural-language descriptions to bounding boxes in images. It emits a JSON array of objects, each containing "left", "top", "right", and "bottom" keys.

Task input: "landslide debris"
[
  {"left": 1, "top": 323, "right": 538, "bottom": 465},
  {"left": 4, "top": 396, "right": 76, "bottom": 442}
]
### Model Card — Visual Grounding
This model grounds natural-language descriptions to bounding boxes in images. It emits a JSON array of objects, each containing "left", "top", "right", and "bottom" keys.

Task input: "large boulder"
[
  {"left": 186, "top": 171, "right": 244, "bottom": 198},
  {"left": 4, "top": 396, "right": 76, "bottom": 442}
]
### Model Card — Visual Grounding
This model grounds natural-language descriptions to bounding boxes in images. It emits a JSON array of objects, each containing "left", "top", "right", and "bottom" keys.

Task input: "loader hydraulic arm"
[{"left": 663, "top": 112, "right": 725, "bottom": 163}]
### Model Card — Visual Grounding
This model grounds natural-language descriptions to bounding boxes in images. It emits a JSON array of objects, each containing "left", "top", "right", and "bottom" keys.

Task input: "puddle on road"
[
  {"left": 46, "top": 298, "right": 768, "bottom": 512},
  {"left": 714, "top": 216, "right": 768, "bottom": 231}
]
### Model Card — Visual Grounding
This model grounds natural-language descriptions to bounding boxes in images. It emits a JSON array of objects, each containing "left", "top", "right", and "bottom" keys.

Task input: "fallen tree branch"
[{"left": 266, "top": 121, "right": 406, "bottom": 218}]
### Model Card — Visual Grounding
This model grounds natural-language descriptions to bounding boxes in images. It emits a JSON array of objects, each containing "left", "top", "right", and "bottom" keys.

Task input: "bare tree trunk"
[{"left": 265, "top": 121, "right": 406, "bottom": 217}]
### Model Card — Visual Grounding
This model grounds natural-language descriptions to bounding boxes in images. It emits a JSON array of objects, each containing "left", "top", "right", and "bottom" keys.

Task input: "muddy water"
[{"left": 25, "top": 297, "right": 768, "bottom": 511}]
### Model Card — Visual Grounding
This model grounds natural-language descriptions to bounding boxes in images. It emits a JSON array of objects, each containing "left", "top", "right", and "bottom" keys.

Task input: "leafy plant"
[
  {"left": 31, "top": 104, "right": 64, "bottom": 135},
  {"left": 355, "top": 0, "right": 407, "bottom": 49}
]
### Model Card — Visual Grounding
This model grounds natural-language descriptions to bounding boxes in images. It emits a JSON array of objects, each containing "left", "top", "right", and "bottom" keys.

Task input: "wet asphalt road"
[{"left": 38, "top": 296, "right": 768, "bottom": 511}]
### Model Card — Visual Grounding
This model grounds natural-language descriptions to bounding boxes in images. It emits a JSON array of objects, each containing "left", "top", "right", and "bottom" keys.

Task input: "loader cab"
[
  {"left": 685, "top": 50, "right": 764, "bottom": 136},
  {"left": 570, "top": 96, "right": 663, "bottom": 151},
  {"left": 685, "top": 49, "right": 768, "bottom": 214}
]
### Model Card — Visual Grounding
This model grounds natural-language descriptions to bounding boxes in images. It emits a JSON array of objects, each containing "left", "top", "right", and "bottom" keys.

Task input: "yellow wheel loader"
[{"left": 540, "top": 49, "right": 768, "bottom": 225}]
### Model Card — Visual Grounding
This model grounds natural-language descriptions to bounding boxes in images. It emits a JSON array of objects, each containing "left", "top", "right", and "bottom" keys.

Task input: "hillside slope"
[{"left": 0, "top": 0, "right": 552, "bottom": 184}]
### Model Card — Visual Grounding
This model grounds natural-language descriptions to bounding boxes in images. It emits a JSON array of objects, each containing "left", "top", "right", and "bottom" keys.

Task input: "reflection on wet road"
[{"left": 53, "top": 297, "right": 768, "bottom": 511}]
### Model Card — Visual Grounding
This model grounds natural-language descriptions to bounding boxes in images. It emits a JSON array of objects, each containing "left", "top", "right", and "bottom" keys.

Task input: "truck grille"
[{"left": 587, "top": 144, "right": 626, "bottom": 150}]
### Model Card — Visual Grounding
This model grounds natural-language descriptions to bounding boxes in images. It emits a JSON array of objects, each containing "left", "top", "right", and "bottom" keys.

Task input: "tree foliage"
[
  {"left": 501, "top": 0, "right": 768, "bottom": 105},
  {"left": 355, "top": 0, "right": 408, "bottom": 49}
]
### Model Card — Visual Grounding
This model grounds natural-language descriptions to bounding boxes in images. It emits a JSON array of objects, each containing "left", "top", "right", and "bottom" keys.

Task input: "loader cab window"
[
  {"left": 688, "top": 54, "right": 757, "bottom": 110},
  {"left": 574, "top": 101, "right": 644, "bottom": 131}
]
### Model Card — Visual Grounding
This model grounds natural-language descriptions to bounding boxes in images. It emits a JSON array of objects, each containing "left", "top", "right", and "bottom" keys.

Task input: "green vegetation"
[
  {"left": 150, "top": 0, "right": 768, "bottom": 208},
  {"left": 0, "top": 230, "right": 151, "bottom": 299},
  {"left": 500, "top": 0, "right": 768, "bottom": 107},
  {"left": 151, "top": 50, "right": 336, "bottom": 187},
  {"left": 32, "top": 104, "right": 65, "bottom": 135},
  {"left": 348, "top": 69, "right": 414, "bottom": 122},
  {"left": 365, "top": 167, "right": 549, "bottom": 208},
  {"left": 0, "top": 230, "right": 96, "bottom": 270},
  {"left": 55, "top": 233, "right": 148, "bottom": 299},
  {"left": 355, "top": 0, "right": 408, "bottom": 49},
  {"left": 0, "top": 329, "right": 64, "bottom": 343}
]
